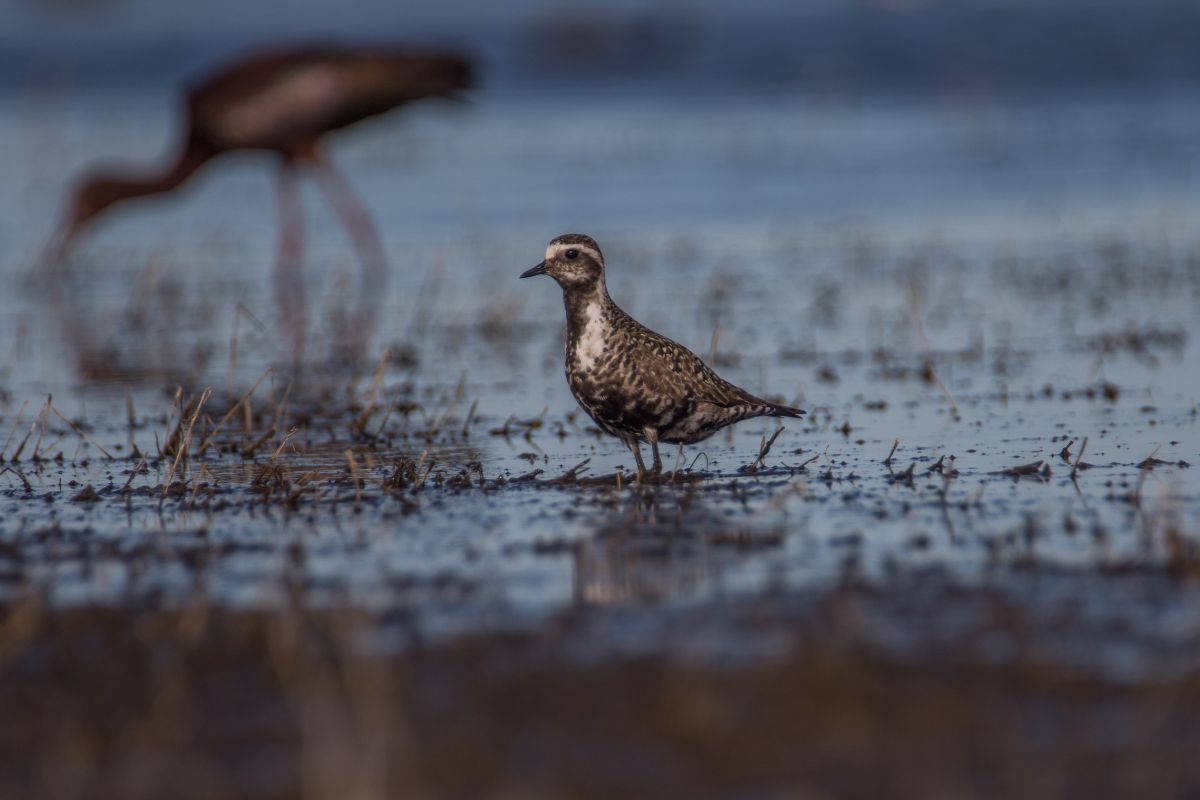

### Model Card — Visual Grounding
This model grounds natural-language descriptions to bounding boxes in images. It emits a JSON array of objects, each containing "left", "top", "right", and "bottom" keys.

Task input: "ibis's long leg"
[
  {"left": 275, "top": 161, "right": 307, "bottom": 365},
  {"left": 309, "top": 152, "right": 387, "bottom": 356}
]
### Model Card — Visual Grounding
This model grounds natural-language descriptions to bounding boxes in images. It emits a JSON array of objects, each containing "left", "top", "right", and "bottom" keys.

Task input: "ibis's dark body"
[
  {"left": 185, "top": 47, "right": 472, "bottom": 158},
  {"left": 62, "top": 46, "right": 473, "bottom": 226},
  {"left": 51, "top": 45, "right": 473, "bottom": 363}
]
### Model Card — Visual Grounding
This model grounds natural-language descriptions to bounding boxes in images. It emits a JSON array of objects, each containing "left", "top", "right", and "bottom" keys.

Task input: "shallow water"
[
  {"left": 3, "top": 78, "right": 1200, "bottom": 633},
  {"left": 1, "top": 17, "right": 1200, "bottom": 796}
]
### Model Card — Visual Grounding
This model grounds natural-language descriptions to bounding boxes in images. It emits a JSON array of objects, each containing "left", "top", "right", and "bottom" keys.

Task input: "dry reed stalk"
[
  {"left": 30, "top": 395, "right": 52, "bottom": 461},
  {"left": 9, "top": 398, "right": 49, "bottom": 462},
  {"left": 125, "top": 389, "right": 141, "bottom": 457},
  {"left": 163, "top": 387, "right": 212, "bottom": 496},
  {"left": 243, "top": 386, "right": 254, "bottom": 444},
  {"left": 744, "top": 427, "right": 785, "bottom": 473},
  {"left": 460, "top": 399, "right": 478, "bottom": 439},
  {"left": 241, "top": 430, "right": 276, "bottom": 459},
  {"left": 268, "top": 428, "right": 299, "bottom": 463},
  {"left": 271, "top": 382, "right": 293, "bottom": 440},
  {"left": 51, "top": 407, "right": 114, "bottom": 459},
  {"left": 162, "top": 387, "right": 189, "bottom": 457},
  {"left": 0, "top": 466, "right": 32, "bottom": 491},
  {"left": 120, "top": 455, "right": 149, "bottom": 493},
  {"left": 0, "top": 399, "right": 29, "bottom": 460},
  {"left": 883, "top": 438, "right": 900, "bottom": 466},
  {"left": 354, "top": 349, "right": 391, "bottom": 414},
  {"left": 188, "top": 463, "right": 215, "bottom": 509},
  {"left": 1071, "top": 437, "right": 1089, "bottom": 480},
  {"left": 198, "top": 367, "right": 272, "bottom": 456}
]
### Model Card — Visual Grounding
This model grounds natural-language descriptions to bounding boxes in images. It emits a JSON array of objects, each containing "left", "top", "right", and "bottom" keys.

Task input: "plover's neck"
[
  {"left": 563, "top": 283, "right": 612, "bottom": 336},
  {"left": 563, "top": 283, "right": 613, "bottom": 371}
]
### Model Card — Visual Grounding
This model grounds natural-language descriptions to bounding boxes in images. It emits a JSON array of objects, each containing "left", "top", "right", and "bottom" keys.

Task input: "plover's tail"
[
  {"left": 707, "top": 381, "right": 806, "bottom": 425},
  {"left": 765, "top": 402, "right": 806, "bottom": 418},
  {"left": 721, "top": 399, "right": 805, "bottom": 427}
]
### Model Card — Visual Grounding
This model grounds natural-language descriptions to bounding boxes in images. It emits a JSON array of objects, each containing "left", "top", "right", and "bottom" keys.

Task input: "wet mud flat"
[{"left": 0, "top": 227, "right": 1198, "bottom": 798}]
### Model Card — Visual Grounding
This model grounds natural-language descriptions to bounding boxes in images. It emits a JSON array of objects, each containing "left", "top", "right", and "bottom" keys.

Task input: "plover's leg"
[
  {"left": 643, "top": 426, "right": 663, "bottom": 474},
  {"left": 275, "top": 161, "right": 306, "bottom": 365},
  {"left": 624, "top": 436, "right": 647, "bottom": 479},
  {"left": 309, "top": 150, "right": 387, "bottom": 359}
]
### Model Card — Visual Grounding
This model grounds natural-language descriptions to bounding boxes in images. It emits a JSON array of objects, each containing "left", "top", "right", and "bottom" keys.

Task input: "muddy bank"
[{"left": 3, "top": 567, "right": 1200, "bottom": 800}]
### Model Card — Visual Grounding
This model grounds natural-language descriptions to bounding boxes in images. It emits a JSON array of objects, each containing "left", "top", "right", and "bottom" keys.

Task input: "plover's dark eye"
[{"left": 565, "top": 249, "right": 579, "bottom": 260}]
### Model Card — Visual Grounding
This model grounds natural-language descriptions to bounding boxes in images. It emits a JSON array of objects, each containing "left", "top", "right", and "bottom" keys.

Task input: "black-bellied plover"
[{"left": 521, "top": 233, "right": 805, "bottom": 478}]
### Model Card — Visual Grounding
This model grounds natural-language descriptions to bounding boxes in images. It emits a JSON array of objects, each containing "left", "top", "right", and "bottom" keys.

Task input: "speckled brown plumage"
[{"left": 521, "top": 234, "right": 805, "bottom": 476}]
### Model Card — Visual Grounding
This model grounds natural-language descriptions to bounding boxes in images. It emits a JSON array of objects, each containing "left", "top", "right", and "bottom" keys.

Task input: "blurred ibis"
[{"left": 44, "top": 45, "right": 474, "bottom": 361}]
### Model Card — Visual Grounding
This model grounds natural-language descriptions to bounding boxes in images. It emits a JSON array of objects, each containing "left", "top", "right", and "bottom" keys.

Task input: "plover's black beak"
[{"left": 520, "top": 261, "right": 548, "bottom": 279}]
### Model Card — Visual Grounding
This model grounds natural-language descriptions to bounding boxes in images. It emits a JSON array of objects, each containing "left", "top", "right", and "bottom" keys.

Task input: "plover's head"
[{"left": 520, "top": 234, "right": 605, "bottom": 290}]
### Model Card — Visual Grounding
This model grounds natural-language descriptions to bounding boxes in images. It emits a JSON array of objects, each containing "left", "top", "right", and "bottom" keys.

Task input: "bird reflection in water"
[{"left": 571, "top": 502, "right": 743, "bottom": 606}]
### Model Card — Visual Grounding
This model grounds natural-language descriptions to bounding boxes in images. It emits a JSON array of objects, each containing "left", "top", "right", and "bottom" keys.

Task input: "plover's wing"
[
  {"left": 620, "top": 313, "right": 804, "bottom": 417},
  {"left": 647, "top": 331, "right": 802, "bottom": 416},
  {"left": 626, "top": 326, "right": 746, "bottom": 406}
]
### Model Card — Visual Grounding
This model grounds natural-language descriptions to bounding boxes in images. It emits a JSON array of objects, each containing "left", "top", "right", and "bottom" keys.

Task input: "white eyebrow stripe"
[{"left": 546, "top": 242, "right": 601, "bottom": 263}]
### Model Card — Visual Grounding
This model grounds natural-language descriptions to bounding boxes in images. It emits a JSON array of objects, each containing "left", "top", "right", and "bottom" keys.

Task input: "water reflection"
[{"left": 573, "top": 535, "right": 725, "bottom": 606}]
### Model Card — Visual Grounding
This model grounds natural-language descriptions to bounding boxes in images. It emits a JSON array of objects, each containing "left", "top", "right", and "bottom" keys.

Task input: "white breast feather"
[{"left": 575, "top": 303, "right": 606, "bottom": 371}]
